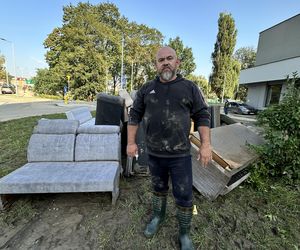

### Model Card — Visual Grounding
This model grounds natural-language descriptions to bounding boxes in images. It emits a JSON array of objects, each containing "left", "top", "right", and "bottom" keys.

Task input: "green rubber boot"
[
  {"left": 177, "top": 206, "right": 194, "bottom": 250},
  {"left": 144, "top": 193, "right": 167, "bottom": 238}
]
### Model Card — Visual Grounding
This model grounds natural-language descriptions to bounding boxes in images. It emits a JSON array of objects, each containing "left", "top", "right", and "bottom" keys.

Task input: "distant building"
[{"left": 239, "top": 14, "right": 300, "bottom": 109}]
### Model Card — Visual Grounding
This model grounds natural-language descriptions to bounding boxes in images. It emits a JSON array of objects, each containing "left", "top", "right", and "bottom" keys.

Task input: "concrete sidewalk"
[{"left": 0, "top": 97, "right": 96, "bottom": 122}]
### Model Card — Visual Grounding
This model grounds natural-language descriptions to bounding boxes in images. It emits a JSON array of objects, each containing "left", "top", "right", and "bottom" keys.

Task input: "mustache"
[{"left": 162, "top": 65, "right": 172, "bottom": 70}]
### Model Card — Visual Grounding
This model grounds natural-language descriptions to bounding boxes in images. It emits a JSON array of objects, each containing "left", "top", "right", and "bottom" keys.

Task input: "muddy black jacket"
[{"left": 128, "top": 75, "right": 210, "bottom": 157}]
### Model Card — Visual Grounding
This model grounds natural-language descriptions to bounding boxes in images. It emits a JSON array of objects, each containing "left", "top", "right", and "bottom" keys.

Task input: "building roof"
[
  {"left": 255, "top": 14, "right": 300, "bottom": 66},
  {"left": 259, "top": 13, "right": 300, "bottom": 34},
  {"left": 239, "top": 56, "right": 300, "bottom": 85}
]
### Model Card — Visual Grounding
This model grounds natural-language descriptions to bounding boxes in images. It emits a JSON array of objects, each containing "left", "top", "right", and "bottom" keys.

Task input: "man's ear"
[{"left": 176, "top": 58, "right": 181, "bottom": 67}]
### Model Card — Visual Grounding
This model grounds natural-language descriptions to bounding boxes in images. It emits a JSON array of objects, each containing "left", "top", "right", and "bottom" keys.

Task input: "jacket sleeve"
[
  {"left": 191, "top": 85, "right": 211, "bottom": 128},
  {"left": 128, "top": 87, "right": 146, "bottom": 125}
]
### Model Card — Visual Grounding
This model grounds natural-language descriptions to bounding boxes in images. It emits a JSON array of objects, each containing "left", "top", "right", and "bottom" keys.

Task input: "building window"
[{"left": 265, "top": 84, "right": 282, "bottom": 106}]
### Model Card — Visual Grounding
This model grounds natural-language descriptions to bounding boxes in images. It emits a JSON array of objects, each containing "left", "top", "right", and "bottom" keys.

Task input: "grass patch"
[
  {"left": 192, "top": 183, "right": 300, "bottom": 249},
  {"left": 0, "top": 115, "right": 299, "bottom": 249},
  {"left": 0, "top": 113, "right": 66, "bottom": 177},
  {"left": 0, "top": 198, "right": 37, "bottom": 226}
]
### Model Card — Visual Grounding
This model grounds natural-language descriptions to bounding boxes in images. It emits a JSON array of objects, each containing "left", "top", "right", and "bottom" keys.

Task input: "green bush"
[{"left": 251, "top": 72, "right": 300, "bottom": 184}]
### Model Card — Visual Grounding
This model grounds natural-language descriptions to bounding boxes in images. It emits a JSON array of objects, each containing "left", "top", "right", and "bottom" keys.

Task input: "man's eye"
[
  {"left": 167, "top": 57, "right": 173, "bottom": 61},
  {"left": 158, "top": 59, "right": 164, "bottom": 62}
]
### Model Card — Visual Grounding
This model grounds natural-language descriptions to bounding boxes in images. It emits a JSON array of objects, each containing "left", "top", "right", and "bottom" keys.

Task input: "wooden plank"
[
  {"left": 190, "top": 124, "right": 263, "bottom": 199},
  {"left": 191, "top": 146, "right": 231, "bottom": 200},
  {"left": 189, "top": 134, "right": 231, "bottom": 169}
]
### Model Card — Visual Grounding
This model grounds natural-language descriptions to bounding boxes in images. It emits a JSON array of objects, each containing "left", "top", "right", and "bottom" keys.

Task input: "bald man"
[{"left": 127, "top": 47, "right": 211, "bottom": 250}]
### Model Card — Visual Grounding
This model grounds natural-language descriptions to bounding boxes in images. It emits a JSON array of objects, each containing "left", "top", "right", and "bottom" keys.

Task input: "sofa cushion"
[
  {"left": 28, "top": 134, "right": 75, "bottom": 162},
  {"left": 77, "top": 125, "right": 120, "bottom": 134},
  {"left": 0, "top": 162, "right": 120, "bottom": 193},
  {"left": 75, "top": 134, "right": 120, "bottom": 161},
  {"left": 33, "top": 119, "right": 79, "bottom": 134},
  {"left": 65, "top": 107, "right": 93, "bottom": 125},
  {"left": 78, "top": 118, "right": 95, "bottom": 128}
]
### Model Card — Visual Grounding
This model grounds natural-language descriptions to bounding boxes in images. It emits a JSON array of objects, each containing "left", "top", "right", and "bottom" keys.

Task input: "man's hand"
[
  {"left": 127, "top": 143, "right": 138, "bottom": 158},
  {"left": 197, "top": 143, "right": 212, "bottom": 167}
]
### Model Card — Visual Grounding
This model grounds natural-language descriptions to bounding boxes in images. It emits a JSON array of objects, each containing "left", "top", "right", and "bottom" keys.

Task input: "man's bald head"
[{"left": 156, "top": 46, "right": 177, "bottom": 61}]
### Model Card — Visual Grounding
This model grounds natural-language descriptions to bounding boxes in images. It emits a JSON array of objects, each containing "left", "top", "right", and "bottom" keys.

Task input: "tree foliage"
[
  {"left": 209, "top": 13, "right": 240, "bottom": 99},
  {"left": 33, "top": 68, "right": 61, "bottom": 95},
  {"left": 167, "top": 37, "right": 196, "bottom": 77},
  {"left": 252, "top": 72, "right": 300, "bottom": 184},
  {"left": 235, "top": 85, "right": 248, "bottom": 102},
  {"left": 40, "top": 2, "right": 163, "bottom": 99},
  {"left": 0, "top": 55, "right": 7, "bottom": 81},
  {"left": 122, "top": 21, "right": 163, "bottom": 90},
  {"left": 187, "top": 74, "right": 209, "bottom": 96},
  {"left": 234, "top": 46, "right": 256, "bottom": 70},
  {"left": 233, "top": 46, "right": 257, "bottom": 101}
]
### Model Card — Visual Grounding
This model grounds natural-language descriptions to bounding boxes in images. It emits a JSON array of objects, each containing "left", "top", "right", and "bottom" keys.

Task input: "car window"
[{"left": 241, "top": 104, "right": 254, "bottom": 109}]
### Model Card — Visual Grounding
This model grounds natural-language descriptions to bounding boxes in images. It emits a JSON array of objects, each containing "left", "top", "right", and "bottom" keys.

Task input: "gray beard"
[{"left": 160, "top": 70, "right": 175, "bottom": 81}]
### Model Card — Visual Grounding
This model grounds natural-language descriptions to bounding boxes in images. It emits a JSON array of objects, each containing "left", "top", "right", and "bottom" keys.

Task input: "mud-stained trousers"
[{"left": 148, "top": 154, "right": 193, "bottom": 208}]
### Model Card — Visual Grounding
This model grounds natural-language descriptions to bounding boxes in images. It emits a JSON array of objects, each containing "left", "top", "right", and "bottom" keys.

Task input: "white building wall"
[
  {"left": 240, "top": 57, "right": 300, "bottom": 84},
  {"left": 246, "top": 84, "right": 267, "bottom": 109}
]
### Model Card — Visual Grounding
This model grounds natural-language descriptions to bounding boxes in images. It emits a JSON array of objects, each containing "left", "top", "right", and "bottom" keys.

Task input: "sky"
[{"left": 1, "top": 0, "right": 300, "bottom": 79}]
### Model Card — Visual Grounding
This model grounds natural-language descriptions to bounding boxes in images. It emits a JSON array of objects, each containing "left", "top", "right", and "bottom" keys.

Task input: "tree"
[
  {"left": 122, "top": 21, "right": 163, "bottom": 90},
  {"left": 44, "top": 2, "right": 117, "bottom": 99},
  {"left": 234, "top": 46, "right": 256, "bottom": 70},
  {"left": 167, "top": 37, "right": 196, "bottom": 77},
  {"left": 0, "top": 55, "right": 7, "bottom": 81},
  {"left": 42, "top": 2, "right": 163, "bottom": 99},
  {"left": 187, "top": 74, "right": 209, "bottom": 96},
  {"left": 33, "top": 68, "right": 61, "bottom": 96},
  {"left": 209, "top": 13, "right": 240, "bottom": 100},
  {"left": 233, "top": 46, "right": 256, "bottom": 101}
]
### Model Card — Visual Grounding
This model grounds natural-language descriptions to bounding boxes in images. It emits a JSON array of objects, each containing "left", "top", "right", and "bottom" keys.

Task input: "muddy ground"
[
  {"left": 0, "top": 175, "right": 182, "bottom": 250},
  {"left": 0, "top": 174, "right": 244, "bottom": 250},
  {"left": 1, "top": 172, "right": 298, "bottom": 250}
]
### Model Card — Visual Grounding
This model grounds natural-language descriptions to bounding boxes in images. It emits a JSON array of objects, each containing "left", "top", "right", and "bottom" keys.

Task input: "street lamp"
[{"left": 0, "top": 37, "right": 18, "bottom": 96}]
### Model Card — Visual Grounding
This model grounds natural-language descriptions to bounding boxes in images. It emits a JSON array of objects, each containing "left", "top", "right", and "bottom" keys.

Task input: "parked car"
[
  {"left": 227, "top": 101, "right": 259, "bottom": 115},
  {"left": 1, "top": 83, "right": 16, "bottom": 94}
]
